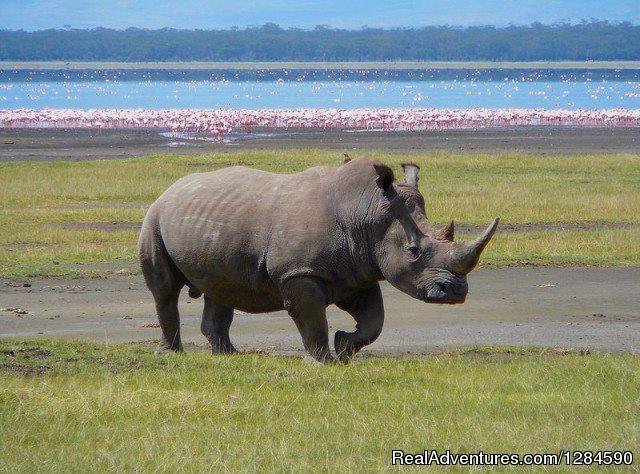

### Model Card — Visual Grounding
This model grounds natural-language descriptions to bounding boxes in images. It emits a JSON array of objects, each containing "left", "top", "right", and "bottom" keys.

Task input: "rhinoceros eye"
[{"left": 406, "top": 242, "right": 420, "bottom": 257}]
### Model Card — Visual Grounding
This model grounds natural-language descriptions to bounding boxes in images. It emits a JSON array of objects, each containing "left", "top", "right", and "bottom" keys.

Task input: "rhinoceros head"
[{"left": 364, "top": 160, "right": 499, "bottom": 304}]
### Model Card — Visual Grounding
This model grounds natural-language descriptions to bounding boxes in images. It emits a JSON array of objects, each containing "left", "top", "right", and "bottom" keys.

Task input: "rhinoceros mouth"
[{"left": 423, "top": 283, "right": 466, "bottom": 304}]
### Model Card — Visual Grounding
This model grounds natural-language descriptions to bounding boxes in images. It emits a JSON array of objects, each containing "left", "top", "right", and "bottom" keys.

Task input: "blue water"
[{"left": 1, "top": 77, "right": 639, "bottom": 110}]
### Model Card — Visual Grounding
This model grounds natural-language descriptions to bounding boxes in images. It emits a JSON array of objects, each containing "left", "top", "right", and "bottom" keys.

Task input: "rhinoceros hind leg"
[
  {"left": 282, "top": 277, "right": 334, "bottom": 364},
  {"left": 335, "top": 283, "right": 384, "bottom": 363},
  {"left": 140, "top": 226, "right": 185, "bottom": 354},
  {"left": 153, "top": 290, "right": 184, "bottom": 354},
  {"left": 201, "top": 295, "right": 237, "bottom": 354}
]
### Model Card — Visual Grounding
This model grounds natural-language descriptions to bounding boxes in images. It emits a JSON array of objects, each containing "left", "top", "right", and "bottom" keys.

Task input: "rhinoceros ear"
[
  {"left": 401, "top": 162, "right": 420, "bottom": 188},
  {"left": 342, "top": 153, "right": 352, "bottom": 164},
  {"left": 373, "top": 163, "right": 394, "bottom": 191}
]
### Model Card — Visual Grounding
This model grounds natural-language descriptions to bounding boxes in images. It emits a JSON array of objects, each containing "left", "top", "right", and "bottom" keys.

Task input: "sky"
[{"left": 1, "top": 0, "right": 638, "bottom": 30}]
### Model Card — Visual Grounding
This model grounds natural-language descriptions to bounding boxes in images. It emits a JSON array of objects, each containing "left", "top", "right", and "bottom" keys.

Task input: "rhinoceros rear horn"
[
  {"left": 401, "top": 162, "right": 420, "bottom": 188},
  {"left": 435, "top": 220, "right": 455, "bottom": 241},
  {"left": 450, "top": 218, "right": 500, "bottom": 274}
]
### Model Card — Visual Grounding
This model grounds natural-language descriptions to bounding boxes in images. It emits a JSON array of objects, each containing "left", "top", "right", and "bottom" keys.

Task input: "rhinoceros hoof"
[
  {"left": 154, "top": 343, "right": 184, "bottom": 355},
  {"left": 211, "top": 342, "right": 238, "bottom": 355},
  {"left": 334, "top": 330, "right": 355, "bottom": 364}
]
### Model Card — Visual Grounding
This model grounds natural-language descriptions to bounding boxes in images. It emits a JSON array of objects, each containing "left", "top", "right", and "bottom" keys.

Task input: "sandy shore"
[{"left": 1, "top": 127, "right": 639, "bottom": 162}]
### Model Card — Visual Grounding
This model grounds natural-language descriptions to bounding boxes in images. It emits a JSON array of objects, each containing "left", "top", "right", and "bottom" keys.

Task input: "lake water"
[{"left": 1, "top": 69, "right": 639, "bottom": 110}]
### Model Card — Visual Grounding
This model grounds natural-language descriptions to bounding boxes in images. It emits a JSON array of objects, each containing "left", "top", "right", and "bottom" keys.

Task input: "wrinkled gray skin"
[{"left": 139, "top": 157, "right": 499, "bottom": 363}]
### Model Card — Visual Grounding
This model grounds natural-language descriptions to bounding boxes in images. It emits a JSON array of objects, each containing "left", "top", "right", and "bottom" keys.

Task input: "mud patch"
[
  {"left": 0, "top": 347, "right": 53, "bottom": 376},
  {"left": 0, "top": 363, "right": 52, "bottom": 376},
  {"left": 49, "top": 220, "right": 638, "bottom": 234},
  {"left": 0, "top": 307, "right": 31, "bottom": 316},
  {"left": 52, "top": 202, "right": 148, "bottom": 210},
  {"left": 454, "top": 221, "right": 638, "bottom": 234},
  {"left": 137, "top": 321, "right": 160, "bottom": 328},
  {"left": 453, "top": 347, "right": 592, "bottom": 357},
  {"left": 185, "top": 159, "right": 254, "bottom": 167},
  {"left": 40, "top": 283, "right": 92, "bottom": 292},
  {"left": 15, "top": 347, "right": 53, "bottom": 358},
  {"left": 52, "top": 221, "right": 141, "bottom": 231},
  {"left": 4, "top": 281, "right": 32, "bottom": 288},
  {"left": 354, "top": 346, "right": 596, "bottom": 360},
  {"left": 0, "top": 243, "right": 51, "bottom": 251}
]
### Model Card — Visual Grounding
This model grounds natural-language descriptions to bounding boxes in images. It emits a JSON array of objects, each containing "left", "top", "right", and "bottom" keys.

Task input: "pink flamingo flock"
[{"left": 1, "top": 108, "right": 639, "bottom": 140}]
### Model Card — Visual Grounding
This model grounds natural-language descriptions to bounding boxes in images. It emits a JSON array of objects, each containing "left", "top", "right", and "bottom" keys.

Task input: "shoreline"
[
  {"left": 2, "top": 109, "right": 639, "bottom": 148},
  {"left": 2, "top": 126, "right": 639, "bottom": 161}
]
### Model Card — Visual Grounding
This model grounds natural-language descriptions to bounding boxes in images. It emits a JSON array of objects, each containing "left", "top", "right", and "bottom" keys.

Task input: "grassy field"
[
  {"left": 1, "top": 150, "right": 639, "bottom": 278},
  {"left": 2, "top": 60, "right": 640, "bottom": 70},
  {"left": 0, "top": 339, "right": 638, "bottom": 471}
]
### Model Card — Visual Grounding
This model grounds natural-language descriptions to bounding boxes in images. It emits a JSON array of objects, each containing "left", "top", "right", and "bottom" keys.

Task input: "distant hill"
[{"left": 1, "top": 22, "right": 638, "bottom": 62}]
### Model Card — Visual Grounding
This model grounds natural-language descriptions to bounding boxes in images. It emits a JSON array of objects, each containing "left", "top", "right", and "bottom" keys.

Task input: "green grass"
[
  {"left": 1, "top": 150, "right": 639, "bottom": 277},
  {"left": 0, "top": 339, "right": 638, "bottom": 471},
  {"left": 2, "top": 60, "right": 640, "bottom": 70}
]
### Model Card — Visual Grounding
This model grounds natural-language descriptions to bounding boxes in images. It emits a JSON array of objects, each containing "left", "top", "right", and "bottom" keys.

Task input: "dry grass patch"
[
  {"left": 0, "top": 339, "right": 638, "bottom": 471},
  {"left": 1, "top": 151, "right": 638, "bottom": 277}
]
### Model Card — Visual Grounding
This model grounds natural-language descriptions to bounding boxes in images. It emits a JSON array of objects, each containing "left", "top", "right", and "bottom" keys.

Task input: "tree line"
[{"left": 1, "top": 21, "right": 638, "bottom": 62}]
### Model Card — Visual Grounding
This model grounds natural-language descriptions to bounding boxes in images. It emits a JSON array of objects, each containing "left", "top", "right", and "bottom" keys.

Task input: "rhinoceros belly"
[{"left": 156, "top": 169, "right": 288, "bottom": 312}]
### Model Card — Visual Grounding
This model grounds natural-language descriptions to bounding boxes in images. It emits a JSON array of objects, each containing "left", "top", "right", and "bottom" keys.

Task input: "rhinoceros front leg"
[
  {"left": 282, "top": 277, "right": 334, "bottom": 364},
  {"left": 201, "top": 295, "right": 237, "bottom": 354},
  {"left": 335, "top": 283, "right": 384, "bottom": 363}
]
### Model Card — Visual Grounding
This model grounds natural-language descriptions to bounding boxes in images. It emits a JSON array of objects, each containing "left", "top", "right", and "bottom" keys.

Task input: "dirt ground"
[
  {"left": 1, "top": 126, "right": 639, "bottom": 161},
  {"left": 2, "top": 267, "right": 639, "bottom": 355}
]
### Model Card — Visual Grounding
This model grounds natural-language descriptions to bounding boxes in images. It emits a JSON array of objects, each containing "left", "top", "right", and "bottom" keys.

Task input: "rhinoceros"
[{"left": 139, "top": 156, "right": 498, "bottom": 363}]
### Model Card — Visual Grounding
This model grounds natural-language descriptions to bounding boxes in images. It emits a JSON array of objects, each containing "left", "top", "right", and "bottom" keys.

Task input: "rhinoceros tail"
[{"left": 188, "top": 286, "right": 203, "bottom": 299}]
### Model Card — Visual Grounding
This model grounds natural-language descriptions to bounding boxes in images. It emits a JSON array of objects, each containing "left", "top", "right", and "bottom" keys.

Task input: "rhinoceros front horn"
[{"left": 450, "top": 218, "right": 500, "bottom": 274}]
